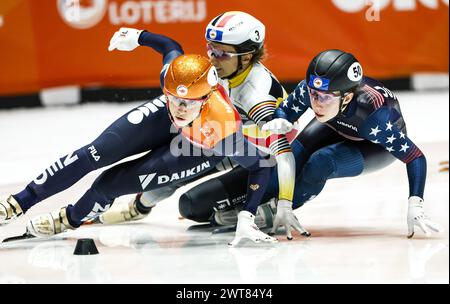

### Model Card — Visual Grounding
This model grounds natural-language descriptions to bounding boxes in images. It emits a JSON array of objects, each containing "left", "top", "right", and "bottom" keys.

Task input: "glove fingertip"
[{"left": 228, "top": 237, "right": 241, "bottom": 247}]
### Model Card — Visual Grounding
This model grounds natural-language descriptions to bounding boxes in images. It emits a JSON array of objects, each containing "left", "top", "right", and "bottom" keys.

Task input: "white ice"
[{"left": 0, "top": 91, "right": 448, "bottom": 284}]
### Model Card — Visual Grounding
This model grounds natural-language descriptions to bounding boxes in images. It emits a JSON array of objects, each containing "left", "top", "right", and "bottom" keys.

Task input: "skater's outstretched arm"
[
  {"left": 361, "top": 106, "right": 442, "bottom": 238},
  {"left": 108, "top": 27, "right": 184, "bottom": 87}
]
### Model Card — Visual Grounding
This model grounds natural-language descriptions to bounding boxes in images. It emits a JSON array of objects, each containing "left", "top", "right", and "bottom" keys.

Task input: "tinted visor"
[
  {"left": 308, "top": 88, "right": 341, "bottom": 105},
  {"left": 206, "top": 43, "right": 254, "bottom": 60},
  {"left": 166, "top": 93, "right": 209, "bottom": 109}
]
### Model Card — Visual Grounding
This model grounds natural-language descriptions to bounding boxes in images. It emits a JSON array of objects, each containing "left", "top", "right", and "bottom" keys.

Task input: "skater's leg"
[
  {"left": 292, "top": 140, "right": 396, "bottom": 209},
  {"left": 12, "top": 100, "right": 173, "bottom": 212},
  {"left": 67, "top": 145, "right": 223, "bottom": 227}
]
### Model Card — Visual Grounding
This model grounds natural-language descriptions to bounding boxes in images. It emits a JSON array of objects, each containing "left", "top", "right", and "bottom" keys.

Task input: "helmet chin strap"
[
  {"left": 338, "top": 93, "right": 346, "bottom": 115},
  {"left": 338, "top": 91, "right": 353, "bottom": 117},
  {"left": 330, "top": 92, "right": 348, "bottom": 121}
]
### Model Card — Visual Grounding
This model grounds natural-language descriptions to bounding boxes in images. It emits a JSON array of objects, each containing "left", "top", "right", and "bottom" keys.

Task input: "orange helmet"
[{"left": 164, "top": 54, "right": 219, "bottom": 100}]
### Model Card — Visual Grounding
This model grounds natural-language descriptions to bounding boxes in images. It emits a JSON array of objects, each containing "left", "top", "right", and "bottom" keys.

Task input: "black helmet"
[{"left": 306, "top": 50, "right": 363, "bottom": 93}]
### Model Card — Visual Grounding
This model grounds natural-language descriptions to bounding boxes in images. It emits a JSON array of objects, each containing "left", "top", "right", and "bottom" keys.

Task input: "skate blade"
[
  {"left": 212, "top": 225, "right": 236, "bottom": 234},
  {"left": 82, "top": 217, "right": 102, "bottom": 226},
  {"left": 2, "top": 232, "right": 35, "bottom": 243},
  {"left": 186, "top": 223, "right": 216, "bottom": 232}
]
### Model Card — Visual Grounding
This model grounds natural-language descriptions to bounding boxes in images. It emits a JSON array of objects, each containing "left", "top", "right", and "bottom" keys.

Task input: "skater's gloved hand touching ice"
[
  {"left": 269, "top": 200, "right": 310, "bottom": 240},
  {"left": 407, "top": 196, "right": 443, "bottom": 238},
  {"left": 228, "top": 211, "right": 278, "bottom": 247},
  {"left": 108, "top": 27, "right": 143, "bottom": 52}
]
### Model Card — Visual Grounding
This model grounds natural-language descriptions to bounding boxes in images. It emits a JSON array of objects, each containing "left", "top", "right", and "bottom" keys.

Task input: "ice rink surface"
[{"left": 0, "top": 91, "right": 448, "bottom": 284}]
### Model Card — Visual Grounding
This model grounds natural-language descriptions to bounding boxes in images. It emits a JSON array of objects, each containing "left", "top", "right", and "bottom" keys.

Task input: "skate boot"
[
  {"left": 0, "top": 196, "right": 24, "bottom": 225},
  {"left": 97, "top": 193, "right": 154, "bottom": 224},
  {"left": 26, "top": 206, "right": 75, "bottom": 237},
  {"left": 213, "top": 199, "right": 277, "bottom": 229}
]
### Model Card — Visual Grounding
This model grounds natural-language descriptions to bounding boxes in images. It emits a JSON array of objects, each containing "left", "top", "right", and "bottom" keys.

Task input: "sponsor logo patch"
[
  {"left": 206, "top": 28, "right": 223, "bottom": 41},
  {"left": 249, "top": 184, "right": 260, "bottom": 191},
  {"left": 177, "top": 85, "right": 188, "bottom": 97},
  {"left": 309, "top": 75, "right": 330, "bottom": 91}
]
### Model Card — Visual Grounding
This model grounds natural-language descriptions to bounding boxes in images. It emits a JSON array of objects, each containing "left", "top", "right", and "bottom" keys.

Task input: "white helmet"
[{"left": 205, "top": 11, "right": 265, "bottom": 53}]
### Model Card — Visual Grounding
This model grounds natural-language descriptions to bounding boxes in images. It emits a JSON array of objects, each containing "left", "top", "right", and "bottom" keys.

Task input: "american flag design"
[
  {"left": 276, "top": 77, "right": 424, "bottom": 165},
  {"left": 277, "top": 80, "right": 310, "bottom": 123},
  {"left": 362, "top": 84, "right": 385, "bottom": 110},
  {"left": 273, "top": 77, "right": 427, "bottom": 198},
  {"left": 365, "top": 119, "right": 423, "bottom": 163}
]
